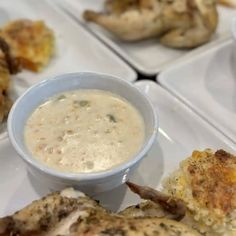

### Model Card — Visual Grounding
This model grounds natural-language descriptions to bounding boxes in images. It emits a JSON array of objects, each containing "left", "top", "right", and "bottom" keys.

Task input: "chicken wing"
[
  {"left": 160, "top": 0, "right": 218, "bottom": 48},
  {"left": 125, "top": 182, "right": 186, "bottom": 221},
  {"left": 83, "top": 0, "right": 218, "bottom": 48},
  {"left": 83, "top": 0, "right": 189, "bottom": 42}
]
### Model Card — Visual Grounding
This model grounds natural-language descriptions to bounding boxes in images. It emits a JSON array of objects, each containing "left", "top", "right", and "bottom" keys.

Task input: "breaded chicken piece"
[
  {"left": 0, "top": 19, "right": 54, "bottom": 72},
  {"left": 163, "top": 149, "right": 236, "bottom": 236}
]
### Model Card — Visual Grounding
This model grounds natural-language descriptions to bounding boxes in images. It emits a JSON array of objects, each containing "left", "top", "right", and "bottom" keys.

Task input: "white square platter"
[
  {"left": 1, "top": 80, "right": 235, "bottom": 216},
  {"left": 54, "top": 0, "right": 236, "bottom": 75},
  {"left": 158, "top": 38, "right": 236, "bottom": 144}
]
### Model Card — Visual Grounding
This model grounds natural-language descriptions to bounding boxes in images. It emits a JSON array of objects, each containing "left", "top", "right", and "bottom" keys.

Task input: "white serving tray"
[
  {"left": 158, "top": 39, "right": 236, "bottom": 144},
  {"left": 54, "top": 0, "right": 236, "bottom": 75},
  {"left": 0, "top": 0, "right": 136, "bottom": 101},
  {"left": 1, "top": 80, "right": 235, "bottom": 216}
]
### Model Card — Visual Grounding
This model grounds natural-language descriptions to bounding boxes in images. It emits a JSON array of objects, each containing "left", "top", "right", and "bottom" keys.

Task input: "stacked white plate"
[
  {"left": 159, "top": 39, "right": 236, "bottom": 144},
  {"left": 55, "top": 0, "right": 236, "bottom": 75}
]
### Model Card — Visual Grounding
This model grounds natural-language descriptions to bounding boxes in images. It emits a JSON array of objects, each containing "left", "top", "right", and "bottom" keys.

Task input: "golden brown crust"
[
  {"left": 218, "top": 0, "right": 236, "bottom": 7},
  {"left": 0, "top": 19, "right": 54, "bottom": 72},
  {"left": 0, "top": 37, "right": 21, "bottom": 123},
  {"left": 188, "top": 149, "right": 236, "bottom": 215},
  {"left": 163, "top": 149, "right": 236, "bottom": 235}
]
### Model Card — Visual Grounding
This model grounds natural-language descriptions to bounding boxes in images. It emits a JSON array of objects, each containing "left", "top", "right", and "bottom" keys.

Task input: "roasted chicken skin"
[
  {"left": 120, "top": 200, "right": 168, "bottom": 218},
  {"left": 0, "top": 189, "right": 107, "bottom": 236},
  {"left": 69, "top": 212, "right": 201, "bottom": 236},
  {"left": 125, "top": 182, "right": 186, "bottom": 221},
  {"left": 0, "top": 188, "right": 200, "bottom": 236},
  {"left": 83, "top": 0, "right": 218, "bottom": 48}
]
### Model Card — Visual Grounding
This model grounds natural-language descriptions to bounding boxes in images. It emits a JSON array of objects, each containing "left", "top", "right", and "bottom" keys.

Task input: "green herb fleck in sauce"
[
  {"left": 55, "top": 95, "right": 66, "bottom": 101},
  {"left": 79, "top": 100, "right": 90, "bottom": 107},
  {"left": 107, "top": 114, "right": 117, "bottom": 123},
  {"left": 73, "top": 100, "right": 90, "bottom": 107}
]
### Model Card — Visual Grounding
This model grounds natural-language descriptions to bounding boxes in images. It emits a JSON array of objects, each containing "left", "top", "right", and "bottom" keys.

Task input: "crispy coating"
[
  {"left": 0, "top": 19, "right": 54, "bottom": 72},
  {"left": 163, "top": 149, "right": 236, "bottom": 235},
  {"left": 187, "top": 149, "right": 236, "bottom": 215}
]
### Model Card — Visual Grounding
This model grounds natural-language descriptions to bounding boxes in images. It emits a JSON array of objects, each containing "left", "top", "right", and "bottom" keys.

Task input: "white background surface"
[{"left": 159, "top": 39, "right": 236, "bottom": 144}]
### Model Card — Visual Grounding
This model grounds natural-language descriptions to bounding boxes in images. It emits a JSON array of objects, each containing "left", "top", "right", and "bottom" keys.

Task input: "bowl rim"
[
  {"left": 8, "top": 72, "right": 158, "bottom": 182},
  {"left": 232, "top": 17, "right": 236, "bottom": 39}
]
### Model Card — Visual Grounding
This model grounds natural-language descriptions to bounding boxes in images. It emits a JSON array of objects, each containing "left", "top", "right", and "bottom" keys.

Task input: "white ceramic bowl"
[{"left": 8, "top": 72, "right": 158, "bottom": 194}]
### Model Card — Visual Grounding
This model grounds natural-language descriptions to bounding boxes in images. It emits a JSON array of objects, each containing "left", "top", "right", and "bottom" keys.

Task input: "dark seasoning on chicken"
[
  {"left": 1, "top": 149, "right": 236, "bottom": 235},
  {"left": 0, "top": 187, "right": 201, "bottom": 236}
]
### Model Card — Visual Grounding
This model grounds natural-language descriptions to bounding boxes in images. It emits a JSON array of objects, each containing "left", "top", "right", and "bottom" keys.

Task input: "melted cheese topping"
[
  {"left": 163, "top": 149, "right": 236, "bottom": 236},
  {"left": 24, "top": 89, "right": 145, "bottom": 173}
]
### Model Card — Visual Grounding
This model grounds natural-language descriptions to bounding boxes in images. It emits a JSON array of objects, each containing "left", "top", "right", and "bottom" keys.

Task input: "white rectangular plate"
[
  {"left": 55, "top": 0, "right": 236, "bottom": 75},
  {"left": 1, "top": 80, "right": 235, "bottom": 216},
  {"left": 0, "top": 0, "right": 136, "bottom": 100},
  {"left": 158, "top": 39, "right": 236, "bottom": 144}
]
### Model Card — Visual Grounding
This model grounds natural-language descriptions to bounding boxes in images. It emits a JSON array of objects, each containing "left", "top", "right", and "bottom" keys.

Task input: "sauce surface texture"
[{"left": 24, "top": 89, "right": 145, "bottom": 173}]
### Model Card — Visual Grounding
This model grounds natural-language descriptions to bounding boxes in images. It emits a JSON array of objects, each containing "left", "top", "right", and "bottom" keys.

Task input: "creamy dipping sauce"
[{"left": 24, "top": 89, "right": 145, "bottom": 173}]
